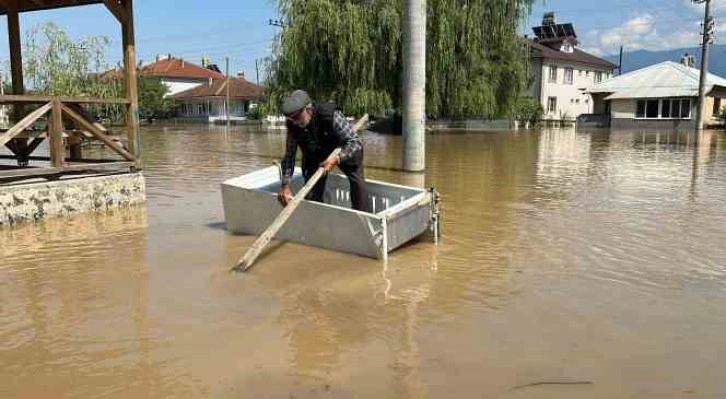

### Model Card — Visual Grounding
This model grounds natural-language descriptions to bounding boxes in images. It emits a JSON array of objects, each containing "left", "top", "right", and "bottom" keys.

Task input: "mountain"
[{"left": 603, "top": 45, "right": 726, "bottom": 76}]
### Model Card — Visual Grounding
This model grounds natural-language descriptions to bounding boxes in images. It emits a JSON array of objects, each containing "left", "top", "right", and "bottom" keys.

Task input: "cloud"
[{"left": 583, "top": 13, "right": 702, "bottom": 56}]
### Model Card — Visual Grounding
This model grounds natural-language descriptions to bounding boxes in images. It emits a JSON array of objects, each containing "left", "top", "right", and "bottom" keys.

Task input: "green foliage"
[
  {"left": 267, "top": 0, "right": 535, "bottom": 119},
  {"left": 513, "top": 97, "right": 543, "bottom": 126},
  {"left": 138, "top": 77, "right": 174, "bottom": 120},
  {"left": 718, "top": 107, "right": 726, "bottom": 128},
  {"left": 246, "top": 103, "right": 269, "bottom": 120},
  {"left": 16, "top": 22, "right": 173, "bottom": 124}
]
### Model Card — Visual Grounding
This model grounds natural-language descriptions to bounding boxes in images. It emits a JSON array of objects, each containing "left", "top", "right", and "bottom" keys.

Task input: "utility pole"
[
  {"left": 402, "top": 0, "right": 426, "bottom": 172},
  {"left": 255, "top": 59, "right": 260, "bottom": 86},
  {"left": 225, "top": 56, "right": 230, "bottom": 128},
  {"left": 618, "top": 45, "right": 623, "bottom": 75},
  {"left": 695, "top": 0, "right": 714, "bottom": 131}
]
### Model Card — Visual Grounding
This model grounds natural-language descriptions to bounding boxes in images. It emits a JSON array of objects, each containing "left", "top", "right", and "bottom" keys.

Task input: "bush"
[
  {"left": 513, "top": 97, "right": 543, "bottom": 127},
  {"left": 246, "top": 103, "right": 268, "bottom": 120}
]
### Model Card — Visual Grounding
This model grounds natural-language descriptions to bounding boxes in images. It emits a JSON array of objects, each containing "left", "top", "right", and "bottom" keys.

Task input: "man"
[{"left": 278, "top": 89, "right": 371, "bottom": 213}]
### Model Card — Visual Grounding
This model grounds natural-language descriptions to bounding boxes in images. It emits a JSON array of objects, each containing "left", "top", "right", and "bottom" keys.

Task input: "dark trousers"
[{"left": 302, "top": 150, "right": 372, "bottom": 213}]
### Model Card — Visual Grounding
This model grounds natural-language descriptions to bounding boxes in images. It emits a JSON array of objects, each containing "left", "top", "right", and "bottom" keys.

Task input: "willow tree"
[{"left": 267, "top": 0, "right": 535, "bottom": 119}]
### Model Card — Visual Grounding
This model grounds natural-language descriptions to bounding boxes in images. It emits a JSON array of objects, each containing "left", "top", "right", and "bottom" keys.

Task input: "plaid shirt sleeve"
[
  {"left": 332, "top": 110, "right": 363, "bottom": 164},
  {"left": 280, "top": 125, "right": 297, "bottom": 186}
]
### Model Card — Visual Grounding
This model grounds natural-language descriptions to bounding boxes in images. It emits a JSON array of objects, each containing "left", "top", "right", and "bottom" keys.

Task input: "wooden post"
[
  {"left": 122, "top": 0, "right": 140, "bottom": 163},
  {"left": 7, "top": 0, "right": 29, "bottom": 165},
  {"left": 68, "top": 132, "right": 83, "bottom": 161},
  {"left": 50, "top": 101, "right": 64, "bottom": 167}
]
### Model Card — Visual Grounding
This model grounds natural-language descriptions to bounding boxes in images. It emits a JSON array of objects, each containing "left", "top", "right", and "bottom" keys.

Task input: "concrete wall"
[
  {"left": 540, "top": 60, "right": 613, "bottom": 119},
  {"left": 0, "top": 173, "right": 146, "bottom": 226}
]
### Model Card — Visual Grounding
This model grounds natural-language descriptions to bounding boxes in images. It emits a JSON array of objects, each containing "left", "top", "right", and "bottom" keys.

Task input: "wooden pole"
[
  {"left": 49, "top": 101, "right": 64, "bottom": 167},
  {"left": 122, "top": 0, "right": 140, "bottom": 163},
  {"left": 7, "top": 0, "right": 28, "bottom": 165},
  {"left": 232, "top": 114, "right": 369, "bottom": 272}
]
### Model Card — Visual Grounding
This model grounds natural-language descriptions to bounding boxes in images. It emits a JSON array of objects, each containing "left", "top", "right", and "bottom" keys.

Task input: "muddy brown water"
[{"left": 2, "top": 126, "right": 726, "bottom": 398}]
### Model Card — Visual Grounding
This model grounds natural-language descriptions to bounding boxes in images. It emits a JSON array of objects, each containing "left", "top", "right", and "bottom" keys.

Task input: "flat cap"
[{"left": 281, "top": 90, "right": 312, "bottom": 116}]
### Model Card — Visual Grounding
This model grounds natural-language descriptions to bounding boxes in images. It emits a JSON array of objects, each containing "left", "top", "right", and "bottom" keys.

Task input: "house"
[
  {"left": 526, "top": 12, "right": 618, "bottom": 122},
  {"left": 172, "top": 73, "right": 263, "bottom": 122},
  {"left": 138, "top": 54, "right": 227, "bottom": 96},
  {"left": 584, "top": 60, "right": 726, "bottom": 129},
  {"left": 101, "top": 54, "right": 226, "bottom": 96}
]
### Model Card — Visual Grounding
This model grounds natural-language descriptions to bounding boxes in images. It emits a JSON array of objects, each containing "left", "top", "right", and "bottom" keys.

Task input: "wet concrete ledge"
[{"left": 0, "top": 172, "right": 146, "bottom": 226}]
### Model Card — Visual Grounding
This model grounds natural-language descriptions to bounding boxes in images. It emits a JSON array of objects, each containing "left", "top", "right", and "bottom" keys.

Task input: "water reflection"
[{"left": 1, "top": 126, "right": 726, "bottom": 398}]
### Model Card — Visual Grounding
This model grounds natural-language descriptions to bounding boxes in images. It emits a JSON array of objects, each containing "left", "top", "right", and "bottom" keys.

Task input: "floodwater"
[{"left": 2, "top": 126, "right": 726, "bottom": 398}]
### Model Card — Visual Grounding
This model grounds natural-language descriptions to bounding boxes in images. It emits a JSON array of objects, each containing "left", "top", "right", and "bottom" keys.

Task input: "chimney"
[
  {"left": 181, "top": 58, "right": 185, "bottom": 68},
  {"left": 237, "top": 71, "right": 245, "bottom": 79},
  {"left": 201, "top": 55, "right": 209, "bottom": 68},
  {"left": 680, "top": 53, "right": 696, "bottom": 68}
]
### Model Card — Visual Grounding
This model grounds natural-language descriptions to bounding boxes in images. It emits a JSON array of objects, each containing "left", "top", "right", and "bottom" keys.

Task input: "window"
[
  {"left": 636, "top": 100, "right": 646, "bottom": 118},
  {"left": 680, "top": 99, "right": 691, "bottom": 118},
  {"left": 661, "top": 99, "right": 671, "bottom": 118},
  {"left": 549, "top": 66, "right": 557, "bottom": 83},
  {"left": 197, "top": 103, "right": 203, "bottom": 115},
  {"left": 586, "top": 71, "right": 590, "bottom": 76},
  {"left": 671, "top": 100, "right": 680, "bottom": 118},
  {"left": 564, "top": 68, "right": 573, "bottom": 85},
  {"left": 595, "top": 71, "right": 603, "bottom": 83},
  {"left": 646, "top": 100, "right": 659, "bottom": 118},
  {"left": 548, "top": 96, "right": 557, "bottom": 113},
  {"left": 636, "top": 98, "right": 692, "bottom": 119},
  {"left": 713, "top": 98, "right": 721, "bottom": 116}
]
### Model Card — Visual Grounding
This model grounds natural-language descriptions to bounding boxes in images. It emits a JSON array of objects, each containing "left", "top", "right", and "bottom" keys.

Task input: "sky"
[
  {"left": 525, "top": 0, "right": 725, "bottom": 56},
  {"left": 0, "top": 0, "right": 722, "bottom": 82}
]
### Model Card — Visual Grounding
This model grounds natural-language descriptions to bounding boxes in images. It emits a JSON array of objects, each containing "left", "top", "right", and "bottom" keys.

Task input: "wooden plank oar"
[{"left": 232, "top": 113, "right": 369, "bottom": 272}]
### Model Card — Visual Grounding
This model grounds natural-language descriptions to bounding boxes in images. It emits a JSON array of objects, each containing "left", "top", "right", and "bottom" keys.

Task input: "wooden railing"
[{"left": 0, "top": 95, "right": 137, "bottom": 181}]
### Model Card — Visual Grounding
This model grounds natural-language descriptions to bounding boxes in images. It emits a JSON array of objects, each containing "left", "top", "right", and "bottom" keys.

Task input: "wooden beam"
[
  {"left": 61, "top": 103, "right": 135, "bottom": 161},
  {"left": 122, "top": 0, "right": 140, "bottom": 162},
  {"left": 49, "top": 101, "right": 64, "bottom": 167},
  {"left": 0, "top": 161, "right": 134, "bottom": 180},
  {"left": 7, "top": 0, "right": 24, "bottom": 99},
  {"left": 0, "top": 155, "right": 121, "bottom": 163},
  {"left": 22, "top": 137, "right": 45, "bottom": 156},
  {"left": 0, "top": 102, "right": 52, "bottom": 147},
  {"left": 0, "top": 95, "right": 130, "bottom": 104},
  {"left": 103, "top": 0, "right": 127, "bottom": 23},
  {"left": 6, "top": 0, "right": 29, "bottom": 164}
]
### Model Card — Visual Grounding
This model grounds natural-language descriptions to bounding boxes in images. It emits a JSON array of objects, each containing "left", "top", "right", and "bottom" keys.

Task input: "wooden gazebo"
[{"left": 0, "top": 0, "right": 139, "bottom": 180}]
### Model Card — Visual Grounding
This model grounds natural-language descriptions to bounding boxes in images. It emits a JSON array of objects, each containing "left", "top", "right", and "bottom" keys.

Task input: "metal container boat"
[{"left": 221, "top": 166, "right": 440, "bottom": 260}]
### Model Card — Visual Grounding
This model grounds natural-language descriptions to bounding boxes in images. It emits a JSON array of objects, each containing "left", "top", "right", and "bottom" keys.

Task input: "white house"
[
  {"left": 140, "top": 55, "right": 227, "bottom": 96},
  {"left": 526, "top": 13, "right": 618, "bottom": 121},
  {"left": 172, "top": 74, "right": 263, "bottom": 123},
  {"left": 101, "top": 54, "right": 227, "bottom": 97},
  {"left": 584, "top": 60, "right": 726, "bottom": 129}
]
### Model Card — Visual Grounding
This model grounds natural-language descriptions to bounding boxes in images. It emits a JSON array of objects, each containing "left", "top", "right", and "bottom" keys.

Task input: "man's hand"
[
  {"left": 278, "top": 185, "right": 293, "bottom": 207},
  {"left": 320, "top": 155, "right": 339, "bottom": 173}
]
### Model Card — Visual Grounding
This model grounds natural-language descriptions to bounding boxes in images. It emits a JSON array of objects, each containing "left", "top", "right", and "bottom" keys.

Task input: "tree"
[
  {"left": 19, "top": 22, "right": 174, "bottom": 124},
  {"left": 267, "top": 0, "right": 535, "bottom": 119},
  {"left": 138, "top": 77, "right": 174, "bottom": 121}
]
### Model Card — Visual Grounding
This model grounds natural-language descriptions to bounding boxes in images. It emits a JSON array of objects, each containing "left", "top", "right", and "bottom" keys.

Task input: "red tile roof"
[
  {"left": 141, "top": 57, "right": 226, "bottom": 80},
  {"left": 172, "top": 77, "right": 263, "bottom": 100},
  {"left": 99, "top": 56, "right": 226, "bottom": 80}
]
